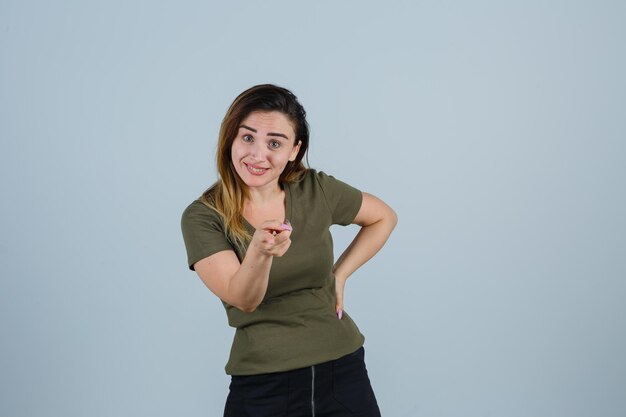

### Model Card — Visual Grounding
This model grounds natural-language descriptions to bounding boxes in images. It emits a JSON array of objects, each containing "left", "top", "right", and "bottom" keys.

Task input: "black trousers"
[{"left": 224, "top": 346, "right": 382, "bottom": 417}]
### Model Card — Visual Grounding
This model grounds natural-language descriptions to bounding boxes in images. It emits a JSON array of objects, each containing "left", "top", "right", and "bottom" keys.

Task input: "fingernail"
[
  {"left": 338, "top": 309, "right": 343, "bottom": 320},
  {"left": 281, "top": 220, "right": 293, "bottom": 231}
]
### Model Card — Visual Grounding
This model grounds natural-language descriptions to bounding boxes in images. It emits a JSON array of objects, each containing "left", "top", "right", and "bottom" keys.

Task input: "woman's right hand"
[
  {"left": 249, "top": 220, "right": 293, "bottom": 257},
  {"left": 192, "top": 219, "right": 292, "bottom": 312}
]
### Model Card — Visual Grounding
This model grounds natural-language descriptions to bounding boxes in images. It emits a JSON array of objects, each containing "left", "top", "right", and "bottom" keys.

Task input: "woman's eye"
[
  {"left": 242, "top": 134, "right": 253, "bottom": 142},
  {"left": 269, "top": 140, "right": 281, "bottom": 149}
]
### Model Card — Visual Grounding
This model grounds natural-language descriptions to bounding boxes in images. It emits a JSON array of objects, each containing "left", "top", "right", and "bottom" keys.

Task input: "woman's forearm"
[
  {"left": 226, "top": 222, "right": 293, "bottom": 313},
  {"left": 227, "top": 245, "right": 273, "bottom": 312}
]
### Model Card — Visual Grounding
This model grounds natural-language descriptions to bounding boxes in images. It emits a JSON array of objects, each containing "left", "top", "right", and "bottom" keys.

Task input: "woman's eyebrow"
[
  {"left": 267, "top": 132, "right": 288, "bottom": 140},
  {"left": 240, "top": 124, "right": 288, "bottom": 140},
  {"left": 240, "top": 124, "right": 257, "bottom": 133}
]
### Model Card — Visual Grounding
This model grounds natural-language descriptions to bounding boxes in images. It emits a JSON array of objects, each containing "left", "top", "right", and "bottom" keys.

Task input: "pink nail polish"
[
  {"left": 338, "top": 309, "right": 343, "bottom": 319},
  {"left": 281, "top": 221, "right": 293, "bottom": 231}
]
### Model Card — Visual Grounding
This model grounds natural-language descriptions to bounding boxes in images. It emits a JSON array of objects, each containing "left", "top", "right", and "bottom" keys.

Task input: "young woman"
[{"left": 181, "top": 84, "right": 397, "bottom": 416}]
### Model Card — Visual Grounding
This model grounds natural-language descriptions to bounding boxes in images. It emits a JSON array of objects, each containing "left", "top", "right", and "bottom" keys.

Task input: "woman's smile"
[{"left": 244, "top": 162, "right": 269, "bottom": 176}]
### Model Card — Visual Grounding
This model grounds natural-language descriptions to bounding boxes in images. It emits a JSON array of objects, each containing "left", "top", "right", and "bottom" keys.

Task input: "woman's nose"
[{"left": 249, "top": 142, "right": 266, "bottom": 160}]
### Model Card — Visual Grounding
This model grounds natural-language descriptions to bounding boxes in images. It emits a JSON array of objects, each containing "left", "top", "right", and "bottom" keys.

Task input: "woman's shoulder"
[
  {"left": 287, "top": 169, "right": 359, "bottom": 201},
  {"left": 181, "top": 197, "right": 222, "bottom": 225},
  {"left": 288, "top": 168, "right": 338, "bottom": 187},
  {"left": 287, "top": 168, "right": 361, "bottom": 225},
  {"left": 183, "top": 198, "right": 209, "bottom": 214},
  {"left": 286, "top": 168, "right": 323, "bottom": 194}
]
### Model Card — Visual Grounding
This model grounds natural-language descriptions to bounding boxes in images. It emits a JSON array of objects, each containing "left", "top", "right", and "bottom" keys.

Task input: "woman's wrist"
[
  {"left": 246, "top": 240, "right": 274, "bottom": 262},
  {"left": 333, "top": 268, "right": 349, "bottom": 283}
]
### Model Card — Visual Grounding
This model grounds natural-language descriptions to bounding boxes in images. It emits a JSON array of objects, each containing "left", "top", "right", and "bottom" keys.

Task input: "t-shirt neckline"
[{"left": 242, "top": 182, "right": 292, "bottom": 232}]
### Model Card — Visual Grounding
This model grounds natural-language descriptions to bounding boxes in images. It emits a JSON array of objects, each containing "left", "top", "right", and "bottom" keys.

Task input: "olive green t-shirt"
[{"left": 180, "top": 169, "right": 365, "bottom": 375}]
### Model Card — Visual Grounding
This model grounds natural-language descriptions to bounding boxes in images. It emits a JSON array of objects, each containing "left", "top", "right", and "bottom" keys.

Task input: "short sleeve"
[
  {"left": 315, "top": 171, "right": 363, "bottom": 226},
  {"left": 181, "top": 200, "right": 234, "bottom": 271}
]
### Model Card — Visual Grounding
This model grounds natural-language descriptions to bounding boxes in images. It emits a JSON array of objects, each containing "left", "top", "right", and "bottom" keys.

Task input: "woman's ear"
[{"left": 289, "top": 140, "right": 302, "bottom": 161}]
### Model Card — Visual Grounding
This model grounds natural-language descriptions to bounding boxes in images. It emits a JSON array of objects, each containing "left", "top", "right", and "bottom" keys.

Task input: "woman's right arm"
[{"left": 193, "top": 220, "right": 292, "bottom": 313}]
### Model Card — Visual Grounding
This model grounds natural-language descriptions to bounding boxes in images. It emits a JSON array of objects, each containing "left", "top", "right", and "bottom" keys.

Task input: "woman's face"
[{"left": 231, "top": 111, "right": 301, "bottom": 192}]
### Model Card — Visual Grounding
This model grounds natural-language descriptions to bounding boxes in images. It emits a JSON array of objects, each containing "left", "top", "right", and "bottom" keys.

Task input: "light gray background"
[{"left": 1, "top": 1, "right": 625, "bottom": 416}]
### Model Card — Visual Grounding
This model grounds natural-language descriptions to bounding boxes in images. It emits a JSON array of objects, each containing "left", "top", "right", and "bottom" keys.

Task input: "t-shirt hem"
[{"left": 224, "top": 334, "right": 366, "bottom": 376}]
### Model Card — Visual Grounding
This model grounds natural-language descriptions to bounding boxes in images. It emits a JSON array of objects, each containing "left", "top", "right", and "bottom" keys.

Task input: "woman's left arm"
[{"left": 333, "top": 192, "right": 398, "bottom": 318}]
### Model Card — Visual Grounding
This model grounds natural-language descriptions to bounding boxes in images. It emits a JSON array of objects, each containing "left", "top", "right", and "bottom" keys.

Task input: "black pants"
[{"left": 224, "top": 346, "right": 382, "bottom": 417}]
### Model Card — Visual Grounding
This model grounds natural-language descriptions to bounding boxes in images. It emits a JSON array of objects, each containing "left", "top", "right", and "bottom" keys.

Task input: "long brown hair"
[{"left": 200, "top": 84, "right": 310, "bottom": 249}]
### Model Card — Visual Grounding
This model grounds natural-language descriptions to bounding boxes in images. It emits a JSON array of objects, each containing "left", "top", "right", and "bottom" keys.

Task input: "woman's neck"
[{"left": 245, "top": 182, "right": 283, "bottom": 207}]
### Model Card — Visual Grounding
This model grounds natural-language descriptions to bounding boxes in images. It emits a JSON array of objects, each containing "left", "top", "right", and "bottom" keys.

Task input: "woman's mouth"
[{"left": 245, "top": 163, "right": 269, "bottom": 176}]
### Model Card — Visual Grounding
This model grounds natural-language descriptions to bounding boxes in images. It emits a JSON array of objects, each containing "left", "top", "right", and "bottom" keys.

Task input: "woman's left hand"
[{"left": 334, "top": 275, "right": 346, "bottom": 319}]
